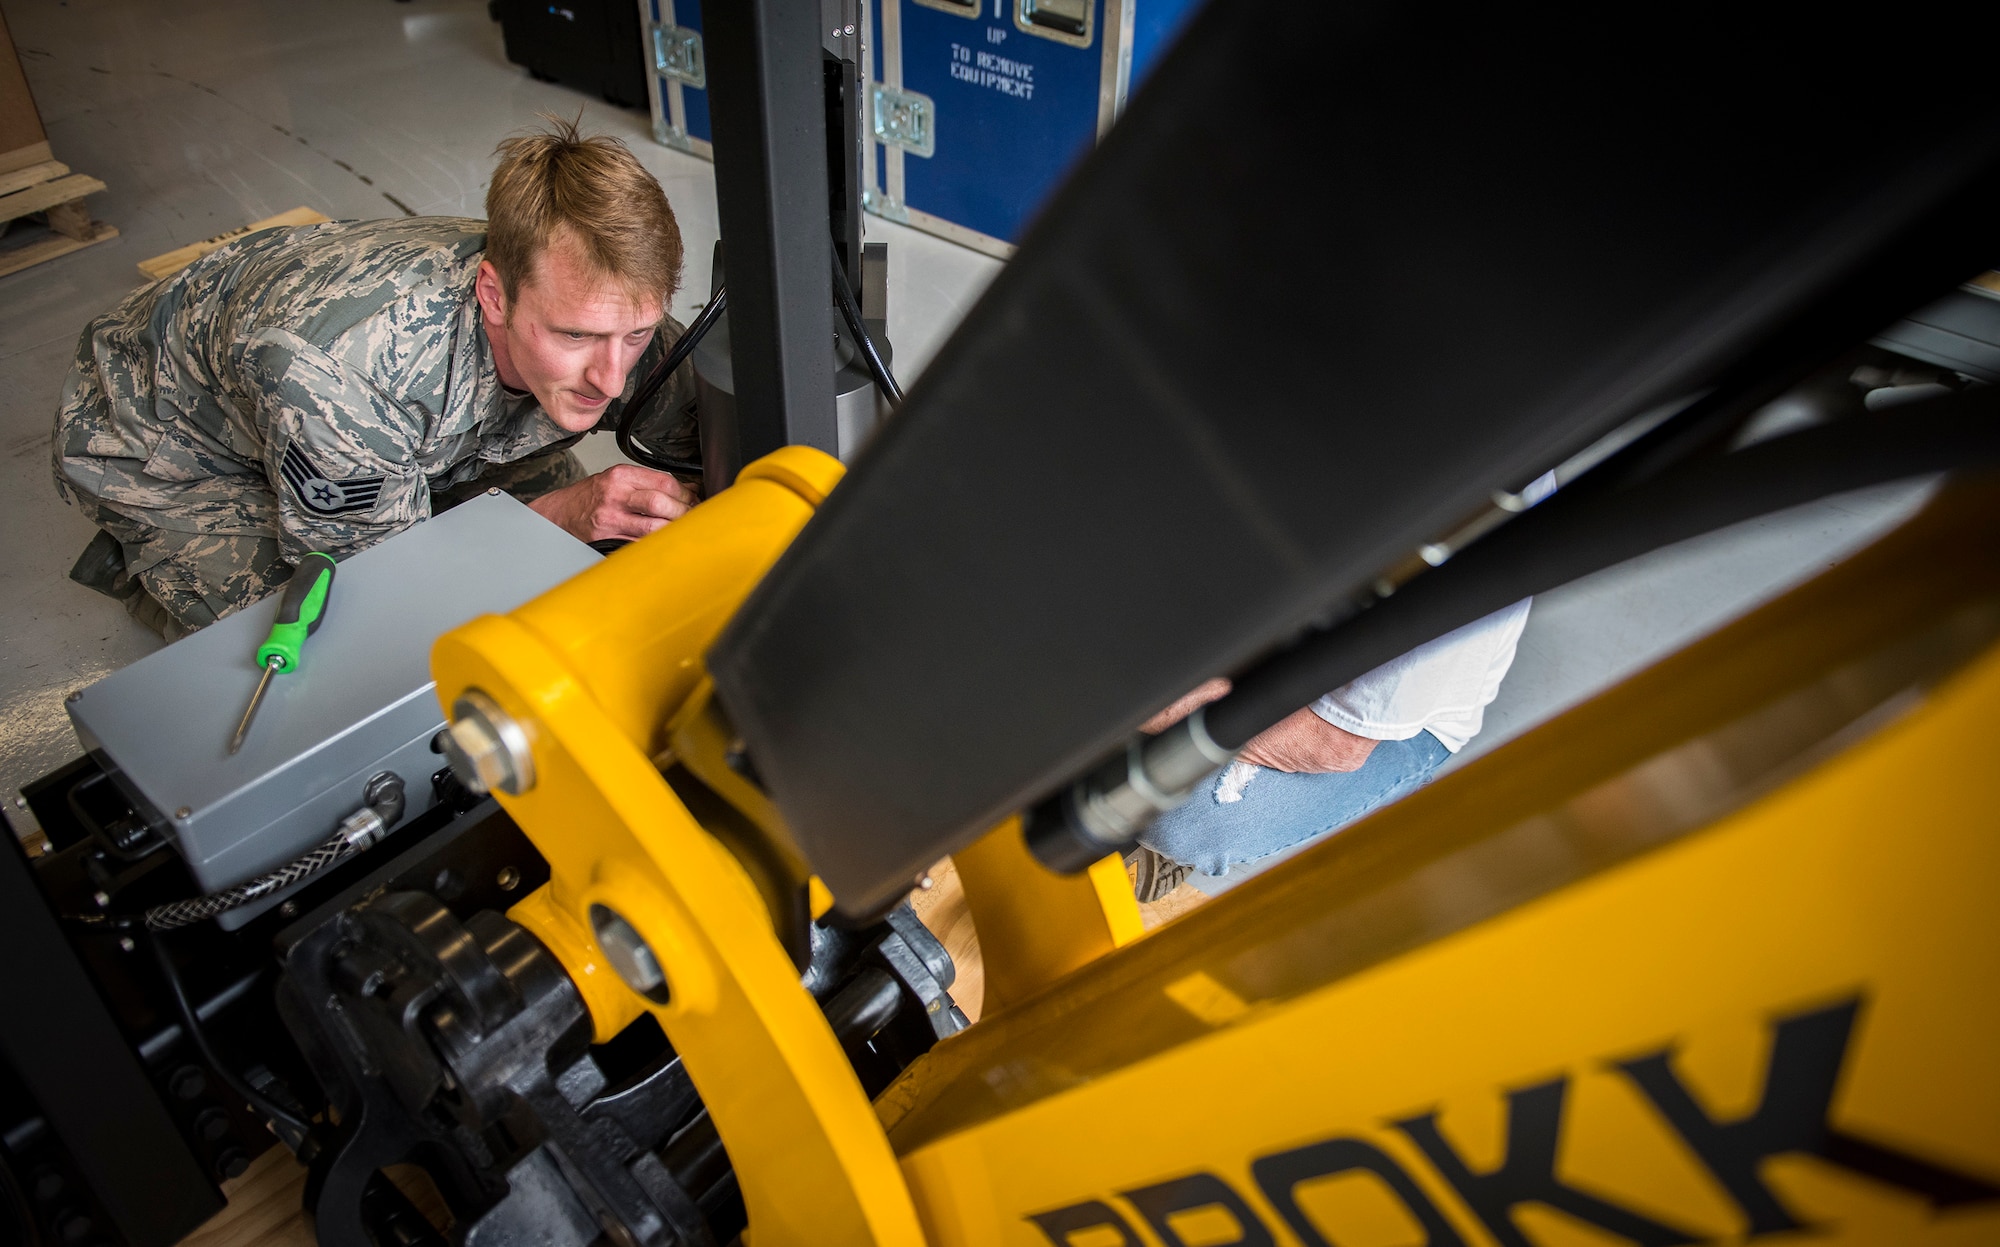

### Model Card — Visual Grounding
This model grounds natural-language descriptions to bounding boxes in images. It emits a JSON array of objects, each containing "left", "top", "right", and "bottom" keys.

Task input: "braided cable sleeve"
[
  {"left": 143, "top": 774, "right": 402, "bottom": 932},
  {"left": 144, "top": 833, "right": 356, "bottom": 932}
]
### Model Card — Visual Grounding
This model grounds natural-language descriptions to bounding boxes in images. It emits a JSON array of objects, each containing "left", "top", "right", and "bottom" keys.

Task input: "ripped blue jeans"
[{"left": 1138, "top": 730, "right": 1451, "bottom": 876}]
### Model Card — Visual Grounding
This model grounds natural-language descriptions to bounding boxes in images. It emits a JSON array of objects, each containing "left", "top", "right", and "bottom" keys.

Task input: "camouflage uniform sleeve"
[
  {"left": 600, "top": 315, "right": 701, "bottom": 466},
  {"left": 244, "top": 328, "right": 427, "bottom": 563}
]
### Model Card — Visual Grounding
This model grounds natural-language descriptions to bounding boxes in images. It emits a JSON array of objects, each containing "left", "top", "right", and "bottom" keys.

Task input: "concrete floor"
[{"left": 0, "top": 0, "right": 1933, "bottom": 848}]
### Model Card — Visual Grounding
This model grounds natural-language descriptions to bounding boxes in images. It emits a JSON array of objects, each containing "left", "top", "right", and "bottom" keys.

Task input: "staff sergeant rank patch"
[{"left": 282, "top": 441, "right": 386, "bottom": 516}]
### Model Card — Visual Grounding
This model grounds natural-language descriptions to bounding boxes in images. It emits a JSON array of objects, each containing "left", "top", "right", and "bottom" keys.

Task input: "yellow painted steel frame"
[
  {"left": 953, "top": 819, "right": 1143, "bottom": 1016},
  {"left": 880, "top": 483, "right": 2000, "bottom": 1245},
  {"left": 432, "top": 448, "right": 926, "bottom": 1247}
]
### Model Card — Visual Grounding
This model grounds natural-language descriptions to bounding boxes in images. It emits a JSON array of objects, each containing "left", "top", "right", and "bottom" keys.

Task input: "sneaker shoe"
[{"left": 1129, "top": 845, "right": 1192, "bottom": 903}]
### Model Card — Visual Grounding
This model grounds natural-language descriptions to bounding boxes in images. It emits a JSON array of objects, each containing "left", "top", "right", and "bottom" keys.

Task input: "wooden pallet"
[{"left": 0, "top": 157, "right": 118, "bottom": 278}]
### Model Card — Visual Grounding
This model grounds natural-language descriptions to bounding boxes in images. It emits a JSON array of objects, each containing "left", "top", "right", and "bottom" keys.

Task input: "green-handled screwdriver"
[{"left": 228, "top": 552, "right": 337, "bottom": 755}]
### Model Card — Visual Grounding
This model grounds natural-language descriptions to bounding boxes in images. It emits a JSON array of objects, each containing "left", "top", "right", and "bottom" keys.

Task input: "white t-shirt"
[{"left": 1310, "top": 599, "right": 1531, "bottom": 752}]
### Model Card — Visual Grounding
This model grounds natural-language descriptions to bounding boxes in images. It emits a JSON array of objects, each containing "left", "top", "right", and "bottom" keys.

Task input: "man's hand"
[
  {"left": 528, "top": 464, "right": 698, "bottom": 542},
  {"left": 1237, "top": 706, "right": 1379, "bottom": 773},
  {"left": 1141, "top": 677, "right": 1378, "bottom": 772}
]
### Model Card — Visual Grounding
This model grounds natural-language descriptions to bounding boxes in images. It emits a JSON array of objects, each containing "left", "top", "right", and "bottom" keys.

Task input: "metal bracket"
[
  {"left": 864, "top": 187, "right": 910, "bottom": 224},
  {"left": 654, "top": 113, "right": 690, "bottom": 151},
  {"left": 871, "top": 84, "right": 935, "bottom": 159},
  {"left": 1017, "top": 0, "right": 1093, "bottom": 48},
  {"left": 652, "top": 23, "right": 707, "bottom": 89},
  {"left": 862, "top": 241, "right": 889, "bottom": 326}
]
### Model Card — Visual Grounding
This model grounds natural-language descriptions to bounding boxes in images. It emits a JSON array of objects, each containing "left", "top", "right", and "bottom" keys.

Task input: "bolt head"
[
  {"left": 441, "top": 689, "right": 536, "bottom": 796},
  {"left": 497, "top": 866, "right": 522, "bottom": 891},
  {"left": 599, "top": 1213, "right": 645, "bottom": 1247},
  {"left": 168, "top": 1065, "right": 206, "bottom": 1100},
  {"left": 591, "top": 905, "right": 670, "bottom": 1004},
  {"left": 31, "top": 1166, "right": 63, "bottom": 1201},
  {"left": 175, "top": 806, "right": 192, "bottom": 820},
  {"left": 279, "top": 900, "right": 299, "bottom": 917},
  {"left": 53, "top": 1209, "right": 92, "bottom": 1244}
]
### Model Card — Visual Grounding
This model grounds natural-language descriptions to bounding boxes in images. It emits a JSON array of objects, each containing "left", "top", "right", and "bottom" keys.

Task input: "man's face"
[{"left": 478, "top": 235, "right": 663, "bottom": 433}]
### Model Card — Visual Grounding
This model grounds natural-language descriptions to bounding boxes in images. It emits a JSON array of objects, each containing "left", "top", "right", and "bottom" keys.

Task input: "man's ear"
[{"left": 475, "top": 259, "right": 509, "bottom": 326}]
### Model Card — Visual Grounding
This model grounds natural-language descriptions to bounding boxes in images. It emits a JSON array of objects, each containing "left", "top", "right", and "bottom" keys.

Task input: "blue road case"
[
  {"left": 640, "top": 0, "right": 713, "bottom": 158},
  {"left": 863, "top": 0, "right": 1201, "bottom": 257}
]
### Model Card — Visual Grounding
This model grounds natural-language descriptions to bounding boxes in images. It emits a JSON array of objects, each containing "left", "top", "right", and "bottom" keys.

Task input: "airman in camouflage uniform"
[{"left": 51, "top": 216, "right": 698, "bottom": 639}]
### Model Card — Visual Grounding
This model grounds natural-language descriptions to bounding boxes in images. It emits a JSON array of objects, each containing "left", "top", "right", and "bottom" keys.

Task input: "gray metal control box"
[{"left": 68, "top": 492, "right": 598, "bottom": 919}]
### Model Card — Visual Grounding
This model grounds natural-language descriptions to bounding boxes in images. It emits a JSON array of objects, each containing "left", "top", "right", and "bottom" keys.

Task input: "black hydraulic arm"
[{"left": 702, "top": 0, "right": 840, "bottom": 479}]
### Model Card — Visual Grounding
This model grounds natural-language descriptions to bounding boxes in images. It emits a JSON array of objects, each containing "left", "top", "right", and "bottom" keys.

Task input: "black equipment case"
[{"left": 496, "top": 0, "right": 648, "bottom": 109}]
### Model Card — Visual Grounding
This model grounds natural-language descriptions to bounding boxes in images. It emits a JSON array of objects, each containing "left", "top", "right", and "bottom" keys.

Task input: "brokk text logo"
[{"left": 1029, "top": 998, "right": 1999, "bottom": 1246}]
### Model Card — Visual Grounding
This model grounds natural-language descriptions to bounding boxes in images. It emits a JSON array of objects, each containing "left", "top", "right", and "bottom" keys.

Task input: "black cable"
[
  {"left": 148, "top": 930, "right": 311, "bottom": 1149},
  {"left": 831, "top": 251, "right": 903, "bottom": 409},
  {"left": 616, "top": 289, "right": 728, "bottom": 475}
]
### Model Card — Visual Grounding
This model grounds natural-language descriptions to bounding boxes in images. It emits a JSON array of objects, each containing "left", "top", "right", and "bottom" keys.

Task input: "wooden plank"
[
  {"left": 137, "top": 206, "right": 331, "bottom": 281},
  {"left": 0, "top": 159, "right": 67, "bottom": 198},
  {"left": 177, "top": 1147, "right": 313, "bottom": 1247},
  {"left": 909, "top": 856, "right": 983, "bottom": 1022},
  {"left": 0, "top": 172, "right": 106, "bottom": 224},
  {"left": 0, "top": 221, "right": 119, "bottom": 279},
  {"left": 46, "top": 198, "right": 92, "bottom": 240},
  {"left": 0, "top": 140, "right": 52, "bottom": 177},
  {"left": 1137, "top": 875, "right": 1208, "bottom": 929}
]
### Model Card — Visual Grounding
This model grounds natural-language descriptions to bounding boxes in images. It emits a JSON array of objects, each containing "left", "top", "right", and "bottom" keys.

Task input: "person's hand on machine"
[
  {"left": 528, "top": 464, "right": 699, "bottom": 542},
  {"left": 1234, "top": 706, "right": 1378, "bottom": 773},
  {"left": 1141, "top": 677, "right": 1379, "bottom": 774}
]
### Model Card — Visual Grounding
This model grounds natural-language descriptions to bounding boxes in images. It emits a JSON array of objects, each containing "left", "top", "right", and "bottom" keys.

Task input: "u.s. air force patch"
[{"left": 281, "top": 442, "right": 386, "bottom": 516}]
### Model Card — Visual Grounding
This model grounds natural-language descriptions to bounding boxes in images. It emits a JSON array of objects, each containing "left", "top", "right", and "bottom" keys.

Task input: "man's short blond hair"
[{"left": 486, "top": 116, "right": 683, "bottom": 307}]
